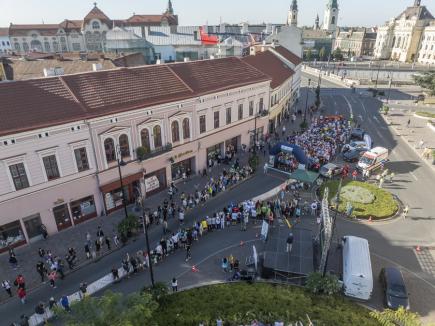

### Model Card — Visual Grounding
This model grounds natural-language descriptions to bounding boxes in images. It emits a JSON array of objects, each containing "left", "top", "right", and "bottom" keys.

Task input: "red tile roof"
[
  {"left": 59, "top": 20, "right": 83, "bottom": 31},
  {"left": 242, "top": 51, "right": 294, "bottom": 89},
  {"left": 9, "top": 24, "right": 60, "bottom": 37},
  {"left": 273, "top": 46, "right": 302, "bottom": 66},
  {"left": 83, "top": 5, "right": 111, "bottom": 26},
  {"left": 0, "top": 57, "right": 271, "bottom": 137}
]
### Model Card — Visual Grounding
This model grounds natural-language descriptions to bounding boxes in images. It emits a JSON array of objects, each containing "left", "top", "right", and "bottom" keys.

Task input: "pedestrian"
[
  {"left": 163, "top": 220, "right": 168, "bottom": 235},
  {"left": 86, "top": 231, "right": 91, "bottom": 245},
  {"left": 38, "top": 248, "right": 45, "bottom": 258},
  {"left": 286, "top": 233, "right": 294, "bottom": 253},
  {"left": 96, "top": 226, "right": 104, "bottom": 243},
  {"left": 40, "top": 224, "right": 48, "bottom": 240},
  {"left": 418, "top": 139, "right": 425, "bottom": 149},
  {"left": 310, "top": 201, "right": 317, "bottom": 216},
  {"left": 48, "top": 270, "right": 57, "bottom": 288},
  {"left": 111, "top": 267, "right": 120, "bottom": 281},
  {"left": 56, "top": 258, "right": 65, "bottom": 280},
  {"left": 352, "top": 170, "right": 358, "bottom": 181},
  {"left": 14, "top": 274, "right": 25, "bottom": 290},
  {"left": 60, "top": 295, "right": 71, "bottom": 312},
  {"left": 9, "top": 251, "right": 18, "bottom": 270},
  {"left": 79, "top": 282, "right": 88, "bottom": 299},
  {"left": 185, "top": 243, "right": 192, "bottom": 262},
  {"left": 407, "top": 118, "right": 411, "bottom": 128},
  {"left": 48, "top": 297, "right": 57, "bottom": 310},
  {"left": 19, "top": 314, "right": 29, "bottom": 326},
  {"left": 1, "top": 280, "right": 12, "bottom": 297},
  {"left": 17, "top": 287, "right": 26, "bottom": 304},
  {"left": 95, "top": 239, "right": 101, "bottom": 258},
  {"left": 34, "top": 302, "right": 46, "bottom": 322},
  {"left": 403, "top": 205, "right": 409, "bottom": 219},
  {"left": 113, "top": 232, "right": 120, "bottom": 247},
  {"left": 171, "top": 277, "right": 178, "bottom": 292},
  {"left": 36, "top": 261, "right": 47, "bottom": 282},
  {"left": 388, "top": 172, "right": 395, "bottom": 183},
  {"left": 105, "top": 236, "right": 111, "bottom": 251},
  {"left": 379, "top": 177, "right": 384, "bottom": 189},
  {"left": 263, "top": 163, "right": 268, "bottom": 174}
]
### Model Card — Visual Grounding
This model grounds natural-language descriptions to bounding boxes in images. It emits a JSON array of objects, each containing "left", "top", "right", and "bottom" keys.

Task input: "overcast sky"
[{"left": 1, "top": 0, "right": 434, "bottom": 27}]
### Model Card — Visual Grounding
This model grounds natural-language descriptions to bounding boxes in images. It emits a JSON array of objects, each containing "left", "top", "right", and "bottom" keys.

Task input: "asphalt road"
[{"left": 312, "top": 73, "right": 435, "bottom": 322}]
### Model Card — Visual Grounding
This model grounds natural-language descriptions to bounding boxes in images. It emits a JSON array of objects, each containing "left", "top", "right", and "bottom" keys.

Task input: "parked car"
[
  {"left": 319, "top": 163, "right": 342, "bottom": 178},
  {"left": 343, "top": 148, "right": 367, "bottom": 162},
  {"left": 379, "top": 267, "right": 410, "bottom": 310},
  {"left": 342, "top": 141, "right": 369, "bottom": 153},
  {"left": 351, "top": 128, "right": 365, "bottom": 140}
]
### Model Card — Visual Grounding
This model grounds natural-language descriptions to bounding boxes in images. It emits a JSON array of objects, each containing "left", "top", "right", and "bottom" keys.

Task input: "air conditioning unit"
[{"left": 184, "top": 57, "right": 190, "bottom": 62}]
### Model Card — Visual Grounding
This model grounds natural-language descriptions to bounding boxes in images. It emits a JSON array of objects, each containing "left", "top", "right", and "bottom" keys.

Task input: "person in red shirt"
[
  {"left": 14, "top": 274, "right": 25, "bottom": 290},
  {"left": 17, "top": 287, "right": 26, "bottom": 304},
  {"left": 352, "top": 170, "right": 358, "bottom": 181}
]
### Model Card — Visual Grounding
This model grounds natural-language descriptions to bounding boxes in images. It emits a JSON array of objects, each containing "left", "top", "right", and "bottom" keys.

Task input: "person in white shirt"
[
  {"left": 171, "top": 277, "right": 178, "bottom": 292},
  {"left": 215, "top": 215, "right": 221, "bottom": 230}
]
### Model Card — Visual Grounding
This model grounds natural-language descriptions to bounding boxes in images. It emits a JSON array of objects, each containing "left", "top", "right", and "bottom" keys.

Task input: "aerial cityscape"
[{"left": 0, "top": 0, "right": 435, "bottom": 325}]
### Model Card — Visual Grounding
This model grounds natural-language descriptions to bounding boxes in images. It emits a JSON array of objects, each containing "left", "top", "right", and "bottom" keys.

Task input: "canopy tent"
[
  {"left": 287, "top": 169, "right": 320, "bottom": 184},
  {"left": 269, "top": 143, "right": 308, "bottom": 165}
]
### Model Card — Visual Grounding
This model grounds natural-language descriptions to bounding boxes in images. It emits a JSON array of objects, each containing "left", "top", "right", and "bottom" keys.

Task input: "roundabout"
[{"left": 322, "top": 180, "right": 399, "bottom": 220}]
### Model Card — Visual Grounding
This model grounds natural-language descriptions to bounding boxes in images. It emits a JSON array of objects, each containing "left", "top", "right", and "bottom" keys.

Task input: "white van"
[
  {"left": 342, "top": 236, "right": 373, "bottom": 300},
  {"left": 357, "top": 147, "right": 388, "bottom": 173}
]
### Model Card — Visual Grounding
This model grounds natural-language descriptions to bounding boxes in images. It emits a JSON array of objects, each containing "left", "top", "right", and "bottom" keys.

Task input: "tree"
[
  {"left": 56, "top": 291, "right": 158, "bottom": 326},
  {"left": 332, "top": 48, "right": 344, "bottom": 61},
  {"left": 319, "top": 47, "right": 326, "bottom": 61},
  {"left": 306, "top": 48, "right": 313, "bottom": 62},
  {"left": 370, "top": 307, "right": 422, "bottom": 326},
  {"left": 413, "top": 72, "right": 435, "bottom": 96},
  {"left": 305, "top": 272, "right": 341, "bottom": 295}
]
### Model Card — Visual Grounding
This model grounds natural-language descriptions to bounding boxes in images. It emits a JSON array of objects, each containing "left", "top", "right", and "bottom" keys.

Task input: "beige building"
[
  {"left": 334, "top": 28, "right": 377, "bottom": 58},
  {"left": 374, "top": 0, "right": 434, "bottom": 62},
  {"left": 418, "top": 22, "right": 435, "bottom": 64}
]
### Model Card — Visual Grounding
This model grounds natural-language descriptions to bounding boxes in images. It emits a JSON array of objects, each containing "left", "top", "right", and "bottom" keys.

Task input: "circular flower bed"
[{"left": 322, "top": 180, "right": 398, "bottom": 220}]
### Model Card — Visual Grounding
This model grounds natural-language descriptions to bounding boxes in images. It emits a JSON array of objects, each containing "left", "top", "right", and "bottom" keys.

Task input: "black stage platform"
[{"left": 261, "top": 226, "right": 314, "bottom": 281}]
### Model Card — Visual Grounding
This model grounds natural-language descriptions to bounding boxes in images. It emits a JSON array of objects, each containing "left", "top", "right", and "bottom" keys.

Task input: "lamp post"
[
  {"left": 387, "top": 70, "right": 393, "bottom": 104},
  {"left": 115, "top": 145, "right": 129, "bottom": 220},
  {"left": 303, "top": 78, "right": 311, "bottom": 125}
]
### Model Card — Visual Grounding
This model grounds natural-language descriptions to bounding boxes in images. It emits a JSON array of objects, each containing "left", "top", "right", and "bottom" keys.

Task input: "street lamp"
[
  {"left": 135, "top": 183, "right": 155, "bottom": 288},
  {"left": 303, "top": 78, "right": 311, "bottom": 126},
  {"left": 387, "top": 71, "right": 393, "bottom": 104},
  {"left": 115, "top": 145, "right": 129, "bottom": 220}
]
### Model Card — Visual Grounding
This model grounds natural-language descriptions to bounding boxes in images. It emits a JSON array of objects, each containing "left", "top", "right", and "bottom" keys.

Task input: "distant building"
[
  {"left": 323, "top": 0, "right": 339, "bottom": 34},
  {"left": 287, "top": 0, "right": 298, "bottom": 27},
  {"left": 419, "top": 22, "right": 435, "bottom": 64},
  {"left": 334, "top": 28, "right": 377, "bottom": 58},
  {"left": 0, "top": 28, "right": 12, "bottom": 54},
  {"left": 374, "top": 0, "right": 434, "bottom": 62}
]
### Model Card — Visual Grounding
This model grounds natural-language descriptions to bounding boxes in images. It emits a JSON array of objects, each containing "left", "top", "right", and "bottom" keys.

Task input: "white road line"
[
  {"left": 360, "top": 99, "right": 368, "bottom": 114},
  {"left": 410, "top": 171, "right": 418, "bottom": 181},
  {"left": 342, "top": 95, "right": 354, "bottom": 119},
  {"left": 358, "top": 114, "right": 364, "bottom": 122},
  {"left": 373, "top": 116, "right": 380, "bottom": 124}
]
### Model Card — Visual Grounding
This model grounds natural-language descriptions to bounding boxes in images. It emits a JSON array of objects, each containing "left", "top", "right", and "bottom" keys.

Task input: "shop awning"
[
  {"left": 288, "top": 169, "right": 320, "bottom": 184},
  {"left": 100, "top": 172, "right": 143, "bottom": 193}
]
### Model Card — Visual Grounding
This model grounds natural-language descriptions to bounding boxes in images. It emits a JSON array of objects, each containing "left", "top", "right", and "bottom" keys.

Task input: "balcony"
[{"left": 137, "top": 143, "right": 172, "bottom": 162}]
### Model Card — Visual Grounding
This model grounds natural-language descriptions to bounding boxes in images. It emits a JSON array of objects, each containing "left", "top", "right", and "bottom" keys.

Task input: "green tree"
[
  {"left": 305, "top": 272, "right": 341, "bottom": 295},
  {"left": 369, "top": 307, "right": 422, "bottom": 326},
  {"left": 306, "top": 48, "right": 313, "bottom": 62},
  {"left": 56, "top": 291, "right": 158, "bottom": 326},
  {"left": 332, "top": 48, "right": 344, "bottom": 61},
  {"left": 413, "top": 72, "right": 435, "bottom": 96},
  {"left": 319, "top": 47, "right": 326, "bottom": 61}
]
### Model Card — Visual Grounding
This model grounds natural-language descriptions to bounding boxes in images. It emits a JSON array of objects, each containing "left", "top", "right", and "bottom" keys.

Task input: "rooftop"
[
  {"left": 273, "top": 46, "right": 303, "bottom": 66},
  {"left": 396, "top": 5, "right": 434, "bottom": 21}
]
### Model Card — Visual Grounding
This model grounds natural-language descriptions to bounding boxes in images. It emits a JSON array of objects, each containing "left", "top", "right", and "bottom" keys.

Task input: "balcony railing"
[{"left": 138, "top": 143, "right": 172, "bottom": 161}]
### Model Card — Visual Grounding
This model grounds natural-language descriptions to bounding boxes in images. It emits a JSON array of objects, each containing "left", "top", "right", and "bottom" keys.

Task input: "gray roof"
[
  {"left": 302, "top": 28, "right": 332, "bottom": 39},
  {"left": 396, "top": 5, "right": 434, "bottom": 21}
]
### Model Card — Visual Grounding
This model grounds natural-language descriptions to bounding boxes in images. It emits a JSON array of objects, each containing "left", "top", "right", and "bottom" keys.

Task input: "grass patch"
[
  {"left": 153, "top": 283, "right": 378, "bottom": 325},
  {"left": 416, "top": 111, "right": 435, "bottom": 119},
  {"left": 321, "top": 180, "right": 398, "bottom": 219}
]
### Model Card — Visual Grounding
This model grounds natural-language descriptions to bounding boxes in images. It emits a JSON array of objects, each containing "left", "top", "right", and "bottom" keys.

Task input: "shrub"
[
  {"left": 117, "top": 213, "right": 139, "bottom": 239},
  {"left": 143, "top": 282, "right": 169, "bottom": 302},
  {"left": 249, "top": 155, "right": 259, "bottom": 170},
  {"left": 300, "top": 121, "right": 308, "bottom": 130},
  {"left": 136, "top": 146, "right": 147, "bottom": 161},
  {"left": 305, "top": 272, "right": 341, "bottom": 295}
]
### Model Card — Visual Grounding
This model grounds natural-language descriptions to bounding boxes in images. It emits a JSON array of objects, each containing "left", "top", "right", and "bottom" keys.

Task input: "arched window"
[
  {"left": 22, "top": 42, "right": 29, "bottom": 52},
  {"left": 182, "top": 118, "right": 190, "bottom": 139},
  {"left": 153, "top": 125, "right": 162, "bottom": 148},
  {"left": 392, "top": 36, "right": 396, "bottom": 47},
  {"left": 92, "top": 21, "right": 100, "bottom": 30},
  {"left": 14, "top": 43, "right": 21, "bottom": 51},
  {"left": 53, "top": 41, "right": 59, "bottom": 52},
  {"left": 331, "top": 16, "right": 336, "bottom": 25},
  {"left": 30, "top": 40, "right": 43, "bottom": 52},
  {"left": 44, "top": 42, "right": 51, "bottom": 52},
  {"left": 104, "top": 138, "right": 116, "bottom": 163},
  {"left": 140, "top": 129, "right": 151, "bottom": 153},
  {"left": 119, "top": 134, "right": 130, "bottom": 158},
  {"left": 171, "top": 121, "right": 180, "bottom": 143}
]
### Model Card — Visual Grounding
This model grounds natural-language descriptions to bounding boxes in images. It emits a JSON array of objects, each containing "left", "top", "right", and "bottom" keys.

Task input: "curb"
[{"left": 413, "top": 112, "right": 435, "bottom": 121}]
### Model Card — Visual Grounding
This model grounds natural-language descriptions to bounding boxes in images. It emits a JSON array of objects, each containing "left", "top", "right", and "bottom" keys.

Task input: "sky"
[{"left": 1, "top": 0, "right": 435, "bottom": 28}]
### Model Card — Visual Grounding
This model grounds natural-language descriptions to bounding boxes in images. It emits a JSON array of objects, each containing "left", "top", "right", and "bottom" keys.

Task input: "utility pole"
[
  {"left": 387, "top": 70, "right": 393, "bottom": 104},
  {"left": 303, "top": 78, "right": 311, "bottom": 126}
]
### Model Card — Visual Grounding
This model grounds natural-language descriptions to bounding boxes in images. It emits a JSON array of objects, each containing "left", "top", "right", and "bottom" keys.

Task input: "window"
[
  {"left": 22, "top": 42, "right": 29, "bottom": 52},
  {"left": 214, "top": 111, "right": 220, "bottom": 129},
  {"left": 249, "top": 101, "right": 254, "bottom": 116},
  {"left": 153, "top": 125, "right": 163, "bottom": 148},
  {"left": 238, "top": 104, "right": 243, "bottom": 120},
  {"left": 44, "top": 42, "right": 51, "bottom": 52},
  {"left": 226, "top": 107, "right": 232, "bottom": 124},
  {"left": 42, "top": 155, "right": 60, "bottom": 181},
  {"left": 9, "top": 163, "right": 29, "bottom": 190},
  {"left": 104, "top": 138, "right": 116, "bottom": 163},
  {"left": 72, "top": 43, "right": 81, "bottom": 51},
  {"left": 171, "top": 121, "right": 180, "bottom": 143},
  {"left": 14, "top": 43, "right": 20, "bottom": 51},
  {"left": 92, "top": 21, "right": 100, "bottom": 29},
  {"left": 199, "top": 115, "right": 206, "bottom": 134},
  {"left": 74, "top": 147, "right": 90, "bottom": 172},
  {"left": 140, "top": 129, "right": 151, "bottom": 153},
  {"left": 119, "top": 134, "right": 130, "bottom": 158},
  {"left": 53, "top": 41, "right": 59, "bottom": 52},
  {"left": 331, "top": 16, "right": 336, "bottom": 25},
  {"left": 259, "top": 98, "right": 264, "bottom": 111},
  {"left": 182, "top": 118, "right": 190, "bottom": 139}
]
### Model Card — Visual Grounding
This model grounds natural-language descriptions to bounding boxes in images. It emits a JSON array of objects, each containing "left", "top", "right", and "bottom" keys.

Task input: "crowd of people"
[{"left": 275, "top": 152, "right": 299, "bottom": 173}]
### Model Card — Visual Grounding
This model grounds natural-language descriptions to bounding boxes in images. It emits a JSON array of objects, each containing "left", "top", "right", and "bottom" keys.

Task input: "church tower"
[
  {"left": 315, "top": 14, "right": 320, "bottom": 30},
  {"left": 166, "top": 0, "right": 174, "bottom": 15},
  {"left": 323, "top": 0, "right": 339, "bottom": 33},
  {"left": 287, "top": 0, "right": 298, "bottom": 26},
  {"left": 414, "top": 0, "right": 421, "bottom": 6}
]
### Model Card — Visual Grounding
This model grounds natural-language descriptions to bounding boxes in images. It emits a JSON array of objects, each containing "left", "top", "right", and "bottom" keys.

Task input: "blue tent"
[{"left": 269, "top": 142, "right": 309, "bottom": 165}]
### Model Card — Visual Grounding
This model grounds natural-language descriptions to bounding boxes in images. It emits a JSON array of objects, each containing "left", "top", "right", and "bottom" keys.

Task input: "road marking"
[
  {"left": 358, "top": 114, "right": 364, "bottom": 122},
  {"left": 342, "top": 96, "right": 354, "bottom": 119},
  {"left": 373, "top": 116, "right": 380, "bottom": 124},
  {"left": 360, "top": 99, "right": 368, "bottom": 114},
  {"left": 410, "top": 171, "right": 418, "bottom": 181}
]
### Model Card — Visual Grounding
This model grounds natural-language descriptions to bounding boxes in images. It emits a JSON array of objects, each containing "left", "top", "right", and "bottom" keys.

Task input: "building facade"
[
  {"left": 0, "top": 28, "right": 12, "bottom": 54},
  {"left": 323, "top": 0, "right": 339, "bottom": 34},
  {"left": 334, "top": 28, "right": 377, "bottom": 58},
  {"left": 418, "top": 22, "right": 435, "bottom": 64},
  {"left": 374, "top": 0, "right": 434, "bottom": 62},
  {"left": 287, "top": 0, "right": 298, "bottom": 27},
  {"left": 0, "top": 56, "right": 276, "bottom": 251}
]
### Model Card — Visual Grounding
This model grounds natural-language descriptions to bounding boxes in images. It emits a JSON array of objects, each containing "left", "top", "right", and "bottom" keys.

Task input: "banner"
[
  {"left": 145, "top": 176, "right": 160, "bottom": 192},
  {"left": 260, "top": 220, "right": 269, "bottom": 241}
]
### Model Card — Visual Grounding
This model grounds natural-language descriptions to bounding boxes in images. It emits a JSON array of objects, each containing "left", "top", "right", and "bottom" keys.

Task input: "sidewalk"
[{"left": 383, "top": 108, "right": 435, "bottom": 172}]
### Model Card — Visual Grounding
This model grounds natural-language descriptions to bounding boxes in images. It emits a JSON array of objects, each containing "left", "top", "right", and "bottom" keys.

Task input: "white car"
[{"left": 342, "top": 141, "right": 369, "bottom": 153}]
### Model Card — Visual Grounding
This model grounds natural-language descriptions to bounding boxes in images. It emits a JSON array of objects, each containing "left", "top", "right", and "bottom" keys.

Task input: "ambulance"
[{"left": 357, "top": 147, "right": 388, "bottom": 173}]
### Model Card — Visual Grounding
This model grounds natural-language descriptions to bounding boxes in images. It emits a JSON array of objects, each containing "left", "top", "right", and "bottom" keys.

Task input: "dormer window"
[{"left": 92, "top": 21, "right": 100, "bottom": 30}]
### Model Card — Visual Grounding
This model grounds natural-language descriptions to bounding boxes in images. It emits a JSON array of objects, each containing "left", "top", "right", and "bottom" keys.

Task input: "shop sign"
[
  {"left": 105, "top": 193, "right": 115, "bottom": 210},
  {"left": 145, "top": 175, "right": 160, "bottom": 192},
  {"left": 173, "top": 150, "right": 193, "bottom": 161}
]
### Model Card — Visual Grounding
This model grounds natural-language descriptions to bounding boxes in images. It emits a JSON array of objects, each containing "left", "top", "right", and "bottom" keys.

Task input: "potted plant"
[{"left": 136, "top": 146, "right": 147, "bottom": 161}]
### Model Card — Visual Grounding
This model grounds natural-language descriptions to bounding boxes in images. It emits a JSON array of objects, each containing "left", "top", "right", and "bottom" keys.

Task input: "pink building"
[{"left": 0, "top": 56, "right": 276, "bottom": 251}]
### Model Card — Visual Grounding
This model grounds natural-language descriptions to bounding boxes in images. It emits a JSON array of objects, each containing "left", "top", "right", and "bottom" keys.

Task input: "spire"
[
  {"left": 315, "top": 14, "right": 320, "bottom": 30},
  {"left": 290, "top": 0, "right": 298, "bottom": 11},
  {"left": 327, "top": 0, "right": 338, "bottom": 9},
  {"left": 414, "top": 0, "right": 421, "bottom": 6},
  {"left": 166, "top": 0, "right": 174, "bottom": 15}
]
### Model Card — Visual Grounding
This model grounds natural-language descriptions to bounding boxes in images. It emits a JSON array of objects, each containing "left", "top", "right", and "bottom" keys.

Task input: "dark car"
[
  {"left": 380, "top": 267, "right": 410, "bottom": 310},
  {"left": 343, "top": 148, "right": 368, "bottom": 162},
  {"left": 351, "top": 128, "right": 365, "bottom": 140}
]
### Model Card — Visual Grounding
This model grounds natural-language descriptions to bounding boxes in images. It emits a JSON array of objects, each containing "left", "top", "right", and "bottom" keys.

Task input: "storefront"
[
  {"left": 0, "top": 220, "right": 26, "bottom": 253},
  {"left": 225, "top": 136, "right": 240, "bottom": 153},
  {"left": 144, "top": 168, "right": 167, "bottom": 197},
  {"left": 250, "top": 127, "right": 264, "bottom": 146},
  {"left": 101, "top": 172, "right": 143, "bottom": 214},
  {"left": 70, "top": 196, "right": 97, "bottom": 225},
  {"left": 23, "top": 213, "right": 43, "bottom": 243},
  {"left": 207, "top": 143, "right": 223, "bottom": 159},
  {"left": 171, "top": 157, "right": 195, "bottom": 180},
  {"left": 53, "top": 203, "right": 73, "bottom": 231}
]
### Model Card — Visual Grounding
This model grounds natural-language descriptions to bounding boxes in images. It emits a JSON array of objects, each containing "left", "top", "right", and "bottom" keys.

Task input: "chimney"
[{"left": 92, "top": 63, "right": 103, "bottom": 71}]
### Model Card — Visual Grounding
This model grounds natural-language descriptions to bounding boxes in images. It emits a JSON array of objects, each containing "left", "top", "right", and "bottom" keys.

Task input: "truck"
[
  {"left": 357, "top": 147, "right": 388, "bottom": 173},
  {"left": 342, "top": 236, "right": 373, "bottom": 300}
]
